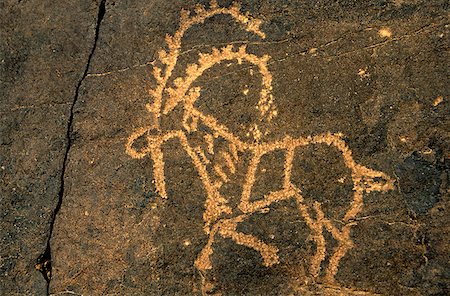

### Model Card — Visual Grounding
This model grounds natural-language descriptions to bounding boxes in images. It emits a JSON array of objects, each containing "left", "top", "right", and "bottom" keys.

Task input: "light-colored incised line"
[
  {"left": 125, "top": 1, "right": 396, "bottom": 292},
  {"left": 194, "top": 222, "right": 220, "bottom": 271},
  {"left": 213, "top": 164, "right": 230, "bottom": 183},
  {"left": 324, "top": 225, "right": 353, "bottom": 283},
  {"left": 195, "top": 146, "right": 211, "bottom": 165},
  {"left": 177, "top": 132, "right": 233, "bottom": 230},
  {"left": 314, "top": 202, "right": 354, "bottom": 282},
  {"left": 297, "top": 201, "right": 326, "bottom": 278},
  {"left": 245, "top": 188, "right": 297, "bottom": 213},
  {"left": 163, "top": 45, "right": 274, "bottom": 117},
  {"left": 126, "top": 127, "right": 152, "bottom": 159},
  {"left": 218, "top": 217, "right": 280, "bottom": 267},
  {"left": 191, "top": 108, "right": 248, "bottom": 149},
  {"left": 145, "top": 0, "right": 266, "bottom": 128},
  {"left": 204, "top": 133, "right": 215, "bottom": 155},
  {"left": 221, "top": 151, "right": 236, "bottom": 174},
  {"left": 229, "top": 143, "right": 239, "bottom": 161},
  {"left": 283, "top": 146, "right": 295, "bottom": 189},
  {"left": 239, "top": 151, "right": 263, "bottom": 213}
]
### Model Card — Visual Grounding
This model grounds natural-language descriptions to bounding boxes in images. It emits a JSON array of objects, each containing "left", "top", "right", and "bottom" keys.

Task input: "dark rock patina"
[{"left": 1, "top": 0, "right": 448, "bottom": 295}]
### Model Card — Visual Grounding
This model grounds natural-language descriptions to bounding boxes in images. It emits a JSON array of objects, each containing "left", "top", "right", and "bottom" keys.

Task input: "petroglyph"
[{"left": 126, "top": 1, "right": 395, "bottom": 292}]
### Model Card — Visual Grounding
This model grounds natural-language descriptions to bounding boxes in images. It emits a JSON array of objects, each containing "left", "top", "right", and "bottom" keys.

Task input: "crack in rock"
[{"left": 35, "top": 0, "right": 107, "bottom": 294}]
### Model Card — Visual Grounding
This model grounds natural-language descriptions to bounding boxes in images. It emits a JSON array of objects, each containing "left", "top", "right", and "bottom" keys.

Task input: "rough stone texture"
[
  {"left": 1, "top": 0, "right": 101, "bottom": 294},
  {"left": 2, "top": 0, "right": 449, "bottom": 295}
]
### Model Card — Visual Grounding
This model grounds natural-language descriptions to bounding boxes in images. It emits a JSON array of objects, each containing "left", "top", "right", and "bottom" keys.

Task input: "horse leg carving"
[
  {"left": 218, "top": 220, "right": 280, "bottom": 267},
  {"left": 325, "top": 227, "right": 353, "bottom": 284},
  {"left": 321, "top": 217, "right": 354, "bottom": 284},
  {"left": 195, "top": 223, "right": 221, "bottom": 272},
  {"left": 296, "top": 197, "right": 327, "bottom": 280}
]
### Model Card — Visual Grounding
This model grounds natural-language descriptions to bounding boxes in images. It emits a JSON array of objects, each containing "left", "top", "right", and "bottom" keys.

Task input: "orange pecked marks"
[{"left": 126, "top": 1, "right": 395, "bottom": 293}]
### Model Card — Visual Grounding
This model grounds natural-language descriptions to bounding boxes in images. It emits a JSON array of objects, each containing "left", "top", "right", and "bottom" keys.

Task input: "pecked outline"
[{"left": 125, "top": 0, "right": 395, "bottom": 292}]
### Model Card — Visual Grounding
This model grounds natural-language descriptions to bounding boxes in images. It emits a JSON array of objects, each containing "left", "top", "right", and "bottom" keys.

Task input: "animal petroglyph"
[{"left": 126, "top": 0, "right": 395, "bottom": 292}]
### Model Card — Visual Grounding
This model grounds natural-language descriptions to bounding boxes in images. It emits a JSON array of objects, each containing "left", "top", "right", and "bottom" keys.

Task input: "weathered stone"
[
  {"left": 1, "top": 0, "right": 102, "bottom": 294},
  {"left": 2, "top": 0, "right": 449, "bottom": 295}
]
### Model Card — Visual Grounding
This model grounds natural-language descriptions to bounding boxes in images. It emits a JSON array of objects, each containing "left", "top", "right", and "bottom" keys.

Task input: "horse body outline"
[{"left": 126, "top": 0, "right": 395, "bottom": 291}]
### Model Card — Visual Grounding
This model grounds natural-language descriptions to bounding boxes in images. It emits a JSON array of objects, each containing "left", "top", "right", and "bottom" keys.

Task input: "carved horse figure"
[{"left": 126, "top": 1, "right": 394, "bottom": 292}]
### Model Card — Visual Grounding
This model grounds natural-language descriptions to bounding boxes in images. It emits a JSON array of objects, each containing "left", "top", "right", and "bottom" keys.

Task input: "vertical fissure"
[{"left": 36, "top": 0, "right": 107, "bottom": 294}]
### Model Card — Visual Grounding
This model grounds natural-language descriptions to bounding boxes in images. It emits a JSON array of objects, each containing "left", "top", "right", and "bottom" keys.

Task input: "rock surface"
[
  {"left": 1, "top": 0, "right": 449, "bottom": 295},
  {"left": 1, "top": 0, "right": 101, "bottom": 294}
]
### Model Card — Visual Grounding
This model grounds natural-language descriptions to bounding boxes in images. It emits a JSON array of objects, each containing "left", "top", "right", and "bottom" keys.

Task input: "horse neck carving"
[{"left": 126, "top": 0, "right": 275, "bottom": 201}]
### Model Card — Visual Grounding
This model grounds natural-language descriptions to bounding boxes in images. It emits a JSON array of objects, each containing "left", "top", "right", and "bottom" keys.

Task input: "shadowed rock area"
[{"left": 1, "top": 0, "right": 449, "bottom": 295}]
